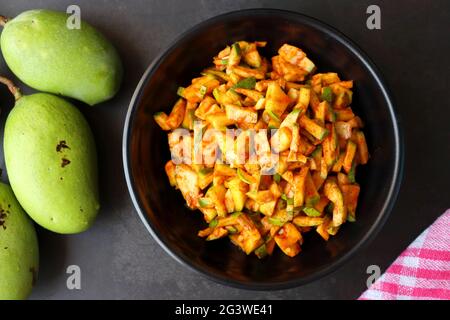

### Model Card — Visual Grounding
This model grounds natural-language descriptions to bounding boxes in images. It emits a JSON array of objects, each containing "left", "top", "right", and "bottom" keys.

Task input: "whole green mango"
[
  {"left": 4, "top": 91, "right": 100, "bottom": 234},
  {"left": 0, "top": 9, "right": 123, "bottom": 106},
  {"left": 0, "top": 182, "right": 39, "bottom": 300}
]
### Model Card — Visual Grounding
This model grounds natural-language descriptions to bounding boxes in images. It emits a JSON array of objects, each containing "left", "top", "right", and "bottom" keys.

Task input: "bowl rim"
[{"left": 122, "top": 8, "right": 404, "bottom": 291}]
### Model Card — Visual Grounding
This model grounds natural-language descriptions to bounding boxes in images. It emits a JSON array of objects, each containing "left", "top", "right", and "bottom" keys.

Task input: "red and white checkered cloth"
[{"left": 359, "top": 209, "right": 450, "bottom": 300}]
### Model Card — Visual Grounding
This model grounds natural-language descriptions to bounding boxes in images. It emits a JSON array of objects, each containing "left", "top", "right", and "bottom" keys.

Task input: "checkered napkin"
[{"left": 359, "top": 209, "right": 450, "bottom": 300}]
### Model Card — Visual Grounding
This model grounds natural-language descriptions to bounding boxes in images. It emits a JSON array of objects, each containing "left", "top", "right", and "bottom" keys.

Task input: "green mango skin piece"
[
  {"left": 0, "top": 182, "right": 39, "bottom": 300},
  {"left": 4, "top": 93, "right": 100, "bottom": 234},
  {"left": 0, "top": 9, "right": 123, "bottom": 106}
]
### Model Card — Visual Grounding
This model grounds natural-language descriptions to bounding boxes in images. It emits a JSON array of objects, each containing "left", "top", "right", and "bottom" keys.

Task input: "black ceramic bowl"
[{"left": 123, "top": 9, "right": 403, "bottom": 290}]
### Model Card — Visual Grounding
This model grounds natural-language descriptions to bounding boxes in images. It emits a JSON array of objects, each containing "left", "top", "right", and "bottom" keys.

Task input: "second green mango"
[
  {"left": 4, "top": 91, "right": 100, "bottom": 234},
  {"left": 0, "top": 9, "right": 123, "bottom": 106}
]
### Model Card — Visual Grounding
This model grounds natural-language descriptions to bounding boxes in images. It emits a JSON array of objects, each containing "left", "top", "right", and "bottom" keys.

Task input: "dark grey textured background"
[{"left": 0, "top": 0, "right": 449, "bottom": 299}]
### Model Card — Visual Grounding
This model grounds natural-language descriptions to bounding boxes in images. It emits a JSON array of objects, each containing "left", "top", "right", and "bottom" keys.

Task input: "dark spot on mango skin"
[
  {"left": 29, "top": 267, "right": 37, "bottom": 286},
  {"left": 56, "top": 140, "right": 70, "bottom": 152},
  {"left": 0, "top": 208, "right": 8, "bottom": 230},
  {"left": 61, "top": 158, "right": 71, "bottom": 167}
]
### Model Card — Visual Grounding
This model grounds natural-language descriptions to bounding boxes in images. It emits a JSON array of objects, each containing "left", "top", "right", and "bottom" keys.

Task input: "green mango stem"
[
  {"left": 0, "top": 15, "right": 8, "bottom": 27},
  {"left": 0, "top": 76, "right": 22, "bottom": 100}
]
